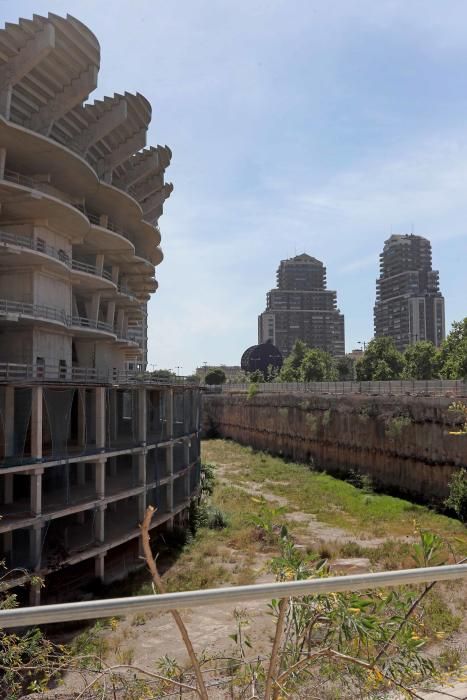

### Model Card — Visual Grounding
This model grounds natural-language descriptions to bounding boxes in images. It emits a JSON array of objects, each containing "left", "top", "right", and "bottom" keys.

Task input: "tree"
[
  {"left": 205, "top": 368, "right": 226, "bottom": 385},
  {"left": 279, "top": 340, "right": 308, "bottom": 381},
  {"left": 248, "top": 369, "right": 264, "bottom": 383},
  {"left": 335, "top": 355, "right": 355, "bottom": 381},
  {"left": 185, "top": 374, "right": 200, "bottom": 384},
  {"left": 355, "top": 337, "right": 404, "bottom": 381},
  {"left": 151, "top": 369, "right": 176, "bottom": 380},
  {"left": 301, "top": 348, "right": 337, "bottom": 381},
  {"left": 403, "top": 341, "right": 440, "bottom": 380},
  {"left": 439, "top": 318, "right": 467, "bottom": 379}
]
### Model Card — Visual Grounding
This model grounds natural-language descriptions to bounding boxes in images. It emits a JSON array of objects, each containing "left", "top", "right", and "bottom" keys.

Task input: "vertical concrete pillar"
[
  {"left": 31, "top": 386, "right": 43, "bottom": 460},
  {"left": 0, "top": 147, "right": 6, "bottom": 179},
  {"left": 137, "top": 451, "right": 146, "bottom": 522},
  {"left": 4, "top": 386, "right": 14, "bottom": 457},
  {"left": 95, "top": 553, "right": 105, "bottom": 581},
  {"left": 95, "top": 387, "right": 106, "bottom": 450},
  {"left": 90, "top": 292, "right": 101, "bottom": 323},
  {"left": 76, "top": 511, "right": 85, "bottom": 525},
  {"left": 96, "top": 505, "right": 105, "bottom": 544},
  {"left": 3, "top": 474, "right": 13, "bottom": 504},
  {"left": 167, "top": 444, "right": 174, "bottom": 520},
  {"left": 166, "top": 389, "right": 174, "bottom": 440},
  {"left": 95, "top": 458, "right": 106, "bottom": 498},
  {"left": 106, "top": 301, "right": 116, "bottom": 327},
  {"left": 111, "top": 264, "right": 120, "bottom": 285},
  {"left": 184, "top": 439, "right": 191, "bottom": 498},
  {"left": 30, "top": 523, "right": 42, "bottom": 571},
  {"left": 0, "top": 86, "right": 12, "bottom": 120},
  {"left": 116, "top": 309, "right": 125, "bottom": 336},
  {"left": 29, "top": 582, "right": 41, "bottom": 607},
  {"left": 77, "top": 388, "right": 86, "bottom": 449},
  {"left": 138, "top": 388, "right": 147, "bottom": 445},
  {"left": 96, "top": 253, "right": 104, "bottom": 276},
  {"left": 30, "top": 469, "right": 43, "bottom": 517},
  {"left": 99, "top": 214, "right": 108, "bottom": 228}
]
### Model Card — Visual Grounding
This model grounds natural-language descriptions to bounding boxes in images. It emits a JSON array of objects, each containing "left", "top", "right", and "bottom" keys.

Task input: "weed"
[
  {"left": 386, "top": 414, "right": 412, "bottom": 439},
  {"left": 437, "top": 646, "right": 463, "bottom": 672}
]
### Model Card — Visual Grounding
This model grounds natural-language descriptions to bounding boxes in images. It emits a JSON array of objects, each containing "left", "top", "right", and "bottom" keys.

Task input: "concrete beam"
[
  {"left": 143, "top": 204, "right": 163, "bottom": 223},
  {"left": 70, "top": 99, "right": 128, "bottom": 154},
  {"left": 0, "top": 24, "right": 55, "bottom": 119},
  {"left": 26, "top": 65, "right": 98, "bottom": 136},
  {"left": 113, "top": 151, "right": 158, "bottom": 189},
  {"left": 97, "top": 129, "right": 146, "bottom": 182},
  {"left": 142, "top": 183, "right": 173, "bottom": 216},
  {"left": 133, "top": 173, "right": 164, "bottom": 201}
]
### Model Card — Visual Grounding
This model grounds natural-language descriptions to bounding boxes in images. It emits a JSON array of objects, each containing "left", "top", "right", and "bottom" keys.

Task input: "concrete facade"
[
  {"left": 0, "top": 13, "right": 173, "bottom": 373},
  {"left": 258, "top": 254, "right": 345, "bottom": 358},
  {"left": 0, "top": 14, "right": 201, "bottom": 603},
  {"left": 374, "top": 234, "right": 445, "bottom": 352}
]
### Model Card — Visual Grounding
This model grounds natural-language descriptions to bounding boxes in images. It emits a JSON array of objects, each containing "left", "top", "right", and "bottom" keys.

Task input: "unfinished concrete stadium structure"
[{"left": 0, "top": 13, "right": 201, "bottom": 603}]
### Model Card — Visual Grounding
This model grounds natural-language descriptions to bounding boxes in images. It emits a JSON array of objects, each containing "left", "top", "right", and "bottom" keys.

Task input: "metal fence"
[
  {"left": 208, "top": 379, "right": 467, "bottom": 398},
  {"left": 0, "top": 362, "right": 197, "bottom": 386},
  {"left": 0, "top": 563, "right": 466, "bottom": 628}
]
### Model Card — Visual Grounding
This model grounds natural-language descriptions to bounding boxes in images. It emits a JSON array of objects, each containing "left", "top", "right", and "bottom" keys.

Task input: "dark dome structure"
[{"left": 241, "top": 340, "right": 283, "bottom": 376}]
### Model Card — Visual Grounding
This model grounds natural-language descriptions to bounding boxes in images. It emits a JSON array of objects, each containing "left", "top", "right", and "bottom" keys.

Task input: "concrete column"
[
  {"left": 29, "top": 582, "right": 41, "bottom": 607},
  {"left": 95, "top": 387, "right": 106, "bottom": 450},
  {"left": 3, "top": 531, "right": 12, "bottom": 557},
  {"left": 3, "top": 474, "right": 13, "bottom": 504},
  {"left": 4, "top": 386, "right": 14, "bottom": 457},
  {"left": 111, "top": 264, "right": 119, "bottom": 284},
  {"left": 77, "top": 462, "right": 86, "bottom": 486},
  {"left": 0, "top": 86, "right": 12, "bottom": 120},
  {"left": 96, "top": 253, "right": 104, "bottom": 276},
  {"left": 116, "top": 309, "right": 125, "bottom": 336},
  {"left": 95, "top": 553, "right": 105, "bottom": 581},
  {"left": 31, "top": 468, "right": 43, "bottom": 517},
  {"left": 77, "top": 388, "right": 86, "bottom": 449},
  {"left": 96, "top": 505, "right": 105, "bottom": 543},
  {"left": 166, "top": 389, "right": 174, "bottom": 440},
  {"left": 77, "top": 511, "right": 85, "bottom": 525},
  {"left": 138, "top": 388, "right": 147, "bottom": 445},
  {"left": 90, "top": 292, "right": 101, "bottom": 322},
  {"left": 99, "top": 214, "right": 108, "bottom": 228},
  {"left": 0, "top": 147, "right": 6, "bottom": 179},
  {"left": 138, "top": 452, "right": 146, "bottom": 486},
  {"left": 167, "top": 444, "right": 174, "bottom": 517},
  {"left": 95, "top": 458, "right": 106, "bottom": 498},
  {"left": 184, "top": 439, "right": 191, "bottom": 498},
  {"left": 30, "top": 523, "right": 42, "bottom": 571},
  {"left": 106, "top": 300, "right": 116, "bottom": 327},
  {"left": 31, "top": 386, "right": 43, "bottom": 460}
]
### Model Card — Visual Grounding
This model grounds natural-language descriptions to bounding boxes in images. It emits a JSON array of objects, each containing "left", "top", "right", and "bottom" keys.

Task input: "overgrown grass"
[{"left": 203, "top": 440, "right": 467, "bottom": 546}]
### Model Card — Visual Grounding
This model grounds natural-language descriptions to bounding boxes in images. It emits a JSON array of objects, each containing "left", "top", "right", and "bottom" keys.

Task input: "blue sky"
[{"left": 7, "top": 1, "right": 467, "bottom": 373}]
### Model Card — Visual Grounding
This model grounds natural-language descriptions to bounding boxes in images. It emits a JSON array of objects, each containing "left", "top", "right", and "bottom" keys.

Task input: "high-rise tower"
[
  {"left": 258, "top": 254, "right": 345, "bottom": 357},
  {"left": 374, "top": 234, "right": 445, "bottom": 351}
]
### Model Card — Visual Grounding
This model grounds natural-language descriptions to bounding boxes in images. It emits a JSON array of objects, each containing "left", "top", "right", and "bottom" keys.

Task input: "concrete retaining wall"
[{"left": 203, "top": 392, "right": 467, "bottom": 502}]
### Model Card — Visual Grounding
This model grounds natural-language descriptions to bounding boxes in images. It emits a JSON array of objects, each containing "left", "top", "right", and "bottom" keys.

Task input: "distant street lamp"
[{"left": 357, "top": 341, "right": 367, "bottom": 351}]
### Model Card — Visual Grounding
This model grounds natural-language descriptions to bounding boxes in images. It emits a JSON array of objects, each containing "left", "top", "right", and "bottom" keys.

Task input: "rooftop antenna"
[{"left": 411, "top": 222, "right": 414, "bottom": 235}]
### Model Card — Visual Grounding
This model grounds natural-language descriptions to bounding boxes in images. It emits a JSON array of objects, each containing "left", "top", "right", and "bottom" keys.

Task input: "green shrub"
[{"left": 445, "top": 468, "right": 467, "bottom": 522}]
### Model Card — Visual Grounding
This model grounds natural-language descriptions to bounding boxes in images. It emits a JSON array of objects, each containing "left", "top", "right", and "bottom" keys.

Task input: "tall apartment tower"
[
  {"left": 258, "top": 254, "right": 345, "bottom": 357},
  {"left": 374, "top": 234, "right": 445, "bottom": 351}
]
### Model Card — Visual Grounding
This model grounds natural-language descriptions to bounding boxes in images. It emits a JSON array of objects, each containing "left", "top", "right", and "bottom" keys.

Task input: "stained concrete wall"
[{"left": 203, "top": 392, "right": 467, "bottom": 502}]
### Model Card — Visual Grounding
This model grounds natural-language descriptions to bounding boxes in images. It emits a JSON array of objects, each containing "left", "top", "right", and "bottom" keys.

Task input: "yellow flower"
[{"left": 348, "top": 607, "right": 361, "bottom": 614}]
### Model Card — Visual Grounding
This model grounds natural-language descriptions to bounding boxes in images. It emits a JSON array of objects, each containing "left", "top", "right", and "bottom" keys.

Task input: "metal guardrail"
[
  {"left": 0, "top": 362, "right": 196, "bottom": 385},
  {"left": 0, "top": 563, "right": 466, "bottom": 628},
  {"left": 0, "top": 299, "right": 141, "bottom": 341},
  {"left": 213, "top": 380, "right": 467, "bottom": 398},
  {"left": 0, "top": 230, "right": 117, "bottom": 286}
]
